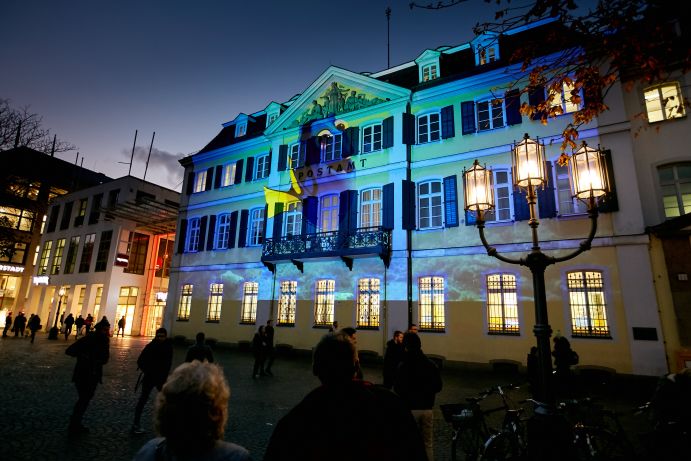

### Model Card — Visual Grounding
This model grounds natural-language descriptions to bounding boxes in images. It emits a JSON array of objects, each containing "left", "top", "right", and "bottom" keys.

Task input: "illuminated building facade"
[
  {"left": 28, "top": 176, "right": 178, "bottom": 336},
  {"left": 166, "top": 17, "right": 686, "bottom": 375}
]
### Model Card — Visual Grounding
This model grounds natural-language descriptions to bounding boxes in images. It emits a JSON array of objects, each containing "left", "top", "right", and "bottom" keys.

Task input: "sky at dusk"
[{"left": 2, "top": 0, "right": 536, "bottom": 191}]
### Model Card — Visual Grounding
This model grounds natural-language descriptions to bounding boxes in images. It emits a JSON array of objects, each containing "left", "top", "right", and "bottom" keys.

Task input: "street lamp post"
[
  {"left": 463, "top": 134, "right": 610, "bottom": 458},
  {"left": 48, "top": 287, "right": 66, "bottom": 340}
]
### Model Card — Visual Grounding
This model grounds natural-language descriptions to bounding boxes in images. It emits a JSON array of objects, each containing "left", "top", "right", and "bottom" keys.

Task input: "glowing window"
[
  {"left": 283, "top": 201, "right": 302, "bottom": 237},
  {"left": 314, "top": 279, "right": 335, "bottom": 326},
  {"left": 556, "top": 163, "right": 587, "bottom": 215},
  {"left": 419, "top": 276, "right": 445, "bottom": 331},
  {"left": 222, "top": 162, "right": 237, "bottom": 187},
  {"left": 193, "top": 170, "right": 207, "bottom": 193},
  {"left": 320, "top": 195, "right": 339, "bottom": 232},
  {"left": 484, "top": 170, "right": 512, "bottom": 222},
  {"left": 207, "top": 283, "right": 223, "bottom": 322},
  {"left": 240, "top": 282, "right": 258, "bottom": 324},
  {"left": 357, "top": 278, "right": 380, "bottom": 328},
  {"left": 478, "top": 45, "right": 497, "bottom": 65},
  {"left": 422, "top": 64, "right": 438, "bottom": 82},
  {"left": 51, "top": 238, "right": 65, "bottom": 275},
  {"left": 418, "top": 180, "right": 443, "bottom": 229},
  {"left": 360, "top": 188, "right": 382, "bottom": 229},
  {"left": 549, "top": 80, "right": 581, "bottom": 115},
  {"left": 186, "top": 218, "right": 200, "bottom": 252},
  {"left": 477, "top": 98, "right": 505, "bottom": 131},
  {"left": 644, "top": 82, "right": 685, "bottom": 123},
  {"left": 363, "top": 123, "right": 382, "bottom": 153},
  {"left": 659, "top": 163, "right": 691, "bottom": 218},
  {"left": 567, "top": 271, "right": 610, "bottom": 337},
  {"left": 417, "top": 113, "right": 441, "bottom": 144},
  {"left": 487, "top": 273, "right": 519, "bottom": 334},
  {"left": 277, "top": 281, "right": 297, "bottom": 325},
  {"left": 178, "top": 284, "right": 192, "bottom": 320},
  {"left": 38, "top": 240, "right": 52, "bottom": 275}
]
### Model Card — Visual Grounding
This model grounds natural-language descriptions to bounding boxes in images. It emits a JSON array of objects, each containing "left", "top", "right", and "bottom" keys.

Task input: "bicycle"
[{"left": 441, "top": 384, "right": 528, "bottom": 461}]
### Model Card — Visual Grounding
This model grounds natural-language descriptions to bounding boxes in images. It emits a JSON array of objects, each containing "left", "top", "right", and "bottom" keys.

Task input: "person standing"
[
  {"left": 552, "top": 334, "right": 578, "bottom": 398},
  {"left": 14, "top": 312, "right": 26, "bottom": 337},
  {"left": 28, "top": 313, "right": 41, "bottom": 344},
  {"left": 2, "top": 311, "right": 11, "bottom": 338},
  {"left": 264, "top": 319, "right": 275, "bottom": 376},
  {"left": 117, "top": 315, "right": 126, "bottom": 337},
  {"left": 383, "top": 330, "right": 404, "bottom": 389},
  {"left": 394, "top": 332, "right": 443, "bottom": 461},
  {"left": 84, "top": 314, "right": 93, "bottom": 334},
  {"left": 185, "top": 332, "right": 214, "bottom": 363},
  {"left": 65, "top": 318, "right": 110, "bottom": 435},
  {"left": 74, "top": 314, "right": 85, "bottom": 338},
  {"left": 328, "top": 320, "right": 339, "bottom": 333},
  {"left": 132, "top": 328, "right": 173, "bottom": 434},
  {"left": 64, "top": 313, "right": 75, "bottom": 340},
  {"left": 252, "top": 326, "right": 267, "bottom": 378}
]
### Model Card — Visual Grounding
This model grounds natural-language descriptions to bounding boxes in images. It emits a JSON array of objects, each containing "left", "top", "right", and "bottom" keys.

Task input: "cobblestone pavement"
[{"left": 1, "top": 332, "right": 658, "bottom": 461}]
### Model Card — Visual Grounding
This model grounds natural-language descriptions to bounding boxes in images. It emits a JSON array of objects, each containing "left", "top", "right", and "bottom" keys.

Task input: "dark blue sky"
[{"left": 1, "top": 0, "right": 516, "bottom": 190}]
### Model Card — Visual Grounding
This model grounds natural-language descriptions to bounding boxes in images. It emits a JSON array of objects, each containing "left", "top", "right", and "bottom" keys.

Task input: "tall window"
[
  {"left": 93, "top": 286, "right": 103, "bottom": 318},
  {"left": 485, "top": 170, "right": 512, "bottom": 222},
  {"left": 658, "top": 163, "right": 691, "bottom": 218},
  {"left": 487, "top": 273, "right": 519, "bottom": 334},
  {"left": 74, "top": 198, "right": 88, "bottom": 227},
  {"left": 277, "top": 280, "right": 297, "bottom": 325},
  {"left": 314, "top": 279, "right": 335, "bottom": 326},
  {"left": 417, "top": 113, "right": 441, "bottom": 144},
  {"left": 556, "top": 163, "right": 586, "bottom": 215},
  {"left": 94, "top": 230, "right": 113, "bottom": 272},
  {"left": 283, "top": 202, "right": 302, "bottom": 237},
  {"left": 60, "top": 202, "right": 73, "bottom": 230},
  {"left": 178, "top": 284, "right": 193, "bottom": 320},
  {"left": 215, "top": 214, "right": 231, "bottom": 249},
  {"left": 247, "top": 208, "right": 264, "bottom": 246},
  {"left": 360, "top": 188, "right": 382, "bottom": 229},
  {"left": 51, "top": 238, "right": 66, "bottom": 275},
  {"left": 222, "top": 162, "right": 237, "bottom": 187},
  {"left": 477, "top": 98, "right": 505, "bottom": 131},
  {"left": 422, "top": 64, "right": 438, "bottom": 81},
  {"left": 207, "top": 283, "right": 223, "bottom": 321},
  {"left": 77, "top": 286, "right": 86, "bottom": 312},
  {"left": 357, "top": 278, "right": 380, "bottom": 328},
  {"left": 549, "top": 81, "right": 581, "bottom": 114},
  {"left": 320, "top": 195, "right": 339, "bottom": 232},
  {"left": 418, "top": 180, "right": 443, "bottom": 229},
  {"left": 320, "top": 133, "right": 342, "bottom": 162},
  {"left": 363, "top": 124, "right": 382, "bottom": 153},
  {"left": 193, "top": 170, "right": 207, "bottom": 193},
  {"left": 63, "top": 235, "right": 80, "bottom": 274},
  {"left": 567, "top": 270, "right": 610, "bottom": 337},
  {"left": 79, "top": 234, "right": 96, "bottom": 273},
  {"left": 241, "top": 282, "right": 258, "bottom": 324},
  {"left": 644, "top": 82, "right": 685, "bottom": 123},
  {"left": 186, "top": 218, "right": 201, "bottom": 252},
  {"left": 289, "top": 143, "right": 300, "bottom": 169},
  {"left": 255, "top": 154, "right": 270, "bottom": 180},
  {"left": 88, "top": 193, "right": 102, "bottom": 225},
  {"left": 419, "top": 276, "right": 445, "bottom": 331},
  {"left": 37, "top": 240, "right": 52, "bottom": 275},
  {"left": 123, "top": 232, "right": 149, "bottom": 275}
]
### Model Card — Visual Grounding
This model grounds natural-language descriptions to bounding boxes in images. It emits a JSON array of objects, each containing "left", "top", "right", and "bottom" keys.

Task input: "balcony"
[{"left": 261, "top": 227, "right": 391, "bottom": 272}]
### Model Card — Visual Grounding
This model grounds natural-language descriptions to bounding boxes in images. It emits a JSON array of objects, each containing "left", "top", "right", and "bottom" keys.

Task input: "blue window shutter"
[
  {"left": 383, "top": 182, "right": 394, "bottom": 230},
  {"left": 260, "top": 204, "right": 268, "bottom": 244},
  {"left": 306, "top": 137, "right": 320, "bottom": 166},
  {"left": 598, "top": 150, "right": 619, "bottom": 213},
  {"left": 443, "top": 175, "right": 459, "bottom": 227},
  {"left": 513, "top": 186, "right": 530, "bottom": 221},
  {"left": 206, "top": 215, "right": 216, "bottom": 251},
  {"left": 185, "top": 172, "right": 194, "bottom": 195},
  {"left": 464, "top": 209, "right": 477, "bottom": 226},
  {"left": 272, "top": 203, "right": 284, "bottom": 239},
  {"left": 214, "top": 165, "right": 222, "bottom": 189},
  {"left": 528, "top": 85, "right": 546, "bottom": 120},
  {"left": 441, "top": 105, "right": 455, "bottom": 139},
  {"left": 339, "top": 190, "right": 351, "bottom": 235},
  {"left": 345, "top": 127, "right": 359, "bottom": 156},
  {"left": 205, "top": 167, "right": 214, "bottom": 191},
  {"left": 267, "top": 149, "right": 272, "bottom": 175},
  {"left": 298, "top": 140, "right": 307, "bottom": 167},
  {"left": 278, "top": 145, "right": 288, "bottom": 171},
  {"left": 402, "top": 112, "right": 415, "bottom": 145},
  {"left": 382, "top": 116, "right": 394, "bottom": 148},
  {"left": 234, "top": 159, "right": 244, "bottom": 184},
  {"left": 401, "top": 180, "right": 416, "bottom": 230},
  {"left": 348, "top": 190, "right": 358, "bottom": 234},
  {"left": 302, "top": 196, "right": 318, "bottom": 234},
  {"left": 537, "top": 161, "right": 557, "bottom": 219},
  {"left": 245, "top": 157, "right": 255, "bottom": 182},
  {"left": 505, "top": 89, "right": 522, "bottom": 126},
  {"left": 238, "top": 209, "right": 249, "bottom": 248},
  {"left": 177, "top": 219, "right": 188, "bottom": 253},
  {"left": 461, "top": 101, "right": 476, "bottom": 135},
  {"left": 228, "top": 211, "right": 238, "bottom": 249},
  {"left": 199, "top": 216, "right": 208, "bottom": 250}
]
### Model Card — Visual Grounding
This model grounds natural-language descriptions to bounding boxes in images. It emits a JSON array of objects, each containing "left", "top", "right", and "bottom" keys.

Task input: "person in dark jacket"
[
  {"left": 27, "top": 313, "right": 41, "bottom": 343},
  {"left": 394, "top": 332, "right": 443, "bottom": 461},
  {"left": 64, "top": 313, "right": 75, "bottom": 339},
  {"left": 14, "top": 312, "right": 26, "bottom": 337},
  {"left": 75, "top": 314, "right": 85, "bottom": 338},
  {"left": 264, "top": 332, "right": 427, "bottom": 461},
  {"left": 185, "top": 331, "right": 214, "bottom": 363},
  {"left": 131, "top": 327, "right": 173, "bottom": 434},
  {"left": 552, "top": 334, "right": 578, "bottom": 398},
  {"left": 252, "top": 326, "right": 267, "bottom": 379},
  {"left": 2, "top": 311, "right": 12, "bottom": 337},
  {"left": 383, "top": 330, "right": 404, "bottom": 388},
  {"left": 65, "top": 318, "right": 110, "bottom": 435},
  {"left": 264, "top": 319, "right": 275, "bottom": 376}
]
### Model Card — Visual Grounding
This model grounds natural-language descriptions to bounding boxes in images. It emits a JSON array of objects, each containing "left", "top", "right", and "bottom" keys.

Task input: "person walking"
[
  {"left": 64, "top": 313, "right": 75, "bottom": 340},
  {"left": 394, "top": 332, "right": 443, "bottom": 461},
  {"left": 2, "top": 311, "right": 11, "bottom": 338},
  {"left": 185, "top": 332, "right": 214, "bottom": 363},
  {"left": 27, "top": 313, "right": 41, "bottom": 344},
  {"left": 74, "top": 314, "right": 84, "bottom": 338},
  {"left": 383, "top": 330, "right": 404, "bottom": 389},
  {"left": 252, "top": 326, "right": 267, "bottom": 379},
  {"left": 264, "top": 319, "right": 275, "bottom": 376},
  {"left": 131, "top": 328, "right": 173, "bottom": 434},
  {"left": 84, "top": 314, "right": 93, "bottom": 335},
  {"left": 65, "top": 318, "right": 110, "bottom": 435},
  {"left": 117, "top": 315, "right": 126, "bottom": 337},
  {"left": 14, "top": 312, "right": 26, "bottom": 337}
]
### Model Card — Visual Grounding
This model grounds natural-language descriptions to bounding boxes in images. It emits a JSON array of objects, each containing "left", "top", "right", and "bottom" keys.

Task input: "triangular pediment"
[{"left": 266, "top": 66, "right": 410, "bottom": 135}]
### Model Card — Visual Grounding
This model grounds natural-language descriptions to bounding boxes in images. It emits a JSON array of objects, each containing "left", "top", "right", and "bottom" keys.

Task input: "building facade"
[
  {"left": 165, "top": 18, "right": 681, "bottom": 376},
  {"left": 28, "top": 176, "right": 178, "bottom": 336}
]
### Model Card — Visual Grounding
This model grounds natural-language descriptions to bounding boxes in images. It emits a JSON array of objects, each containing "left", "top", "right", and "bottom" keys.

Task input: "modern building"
[
  {"left": 0, "top": 147, "right": 111, "bottom": 324},
  {"left": 165, "top": 16, "right": 686, "bottom": 376},
  {"left": 27, "top": 176, "right": 179, "bottom": 336}
]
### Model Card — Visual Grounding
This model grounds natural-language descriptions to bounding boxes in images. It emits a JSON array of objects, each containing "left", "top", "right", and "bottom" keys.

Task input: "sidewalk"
[{"left": 0, "top": 333, "right": 658, "bottom": 461}]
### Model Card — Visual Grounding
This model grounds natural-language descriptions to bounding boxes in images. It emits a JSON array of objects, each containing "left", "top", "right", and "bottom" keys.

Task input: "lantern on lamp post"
[{"left": 464, "top": 133, "right": 610, "bottom": 458}]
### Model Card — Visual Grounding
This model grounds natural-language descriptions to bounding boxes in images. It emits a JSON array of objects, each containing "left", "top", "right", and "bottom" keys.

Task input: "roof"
[{"left": 100, "top": 196, "right": 179, "bottom": 235}]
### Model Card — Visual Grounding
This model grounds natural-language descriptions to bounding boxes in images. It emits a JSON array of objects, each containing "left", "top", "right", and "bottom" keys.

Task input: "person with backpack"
[{"left": 131, "top": 327, "right": 173, "bottom": 434}]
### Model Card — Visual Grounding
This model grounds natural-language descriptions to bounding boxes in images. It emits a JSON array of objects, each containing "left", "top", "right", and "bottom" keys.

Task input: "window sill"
[
  {"left": 419, "top": 328, "right": 446, "bottom": 333},
  {"left": 277, "top": 323, "right": 295, "bottom": 328},
  {"left": 416, "top": 139, "right": 442, "bottom": 145},
  {"left": 416, "top": 226, "right": 445, "bottom": 233},
  {"left": 313, "top": 324, "right": 332, "bottom": 329},
  {"left": 572, "top": 334, "right": 612, "bottom": 340},
  {"left": 239, "top": 321, "right": 256, "bottom": 325},
  {"left": 355, "top": 326, "right": 379, "bottom": 331},
  {"left": 556, "top": 212, "right": 588, "bottom": 221},
  {"left": 487, "top": 331, "right": 520, "bottom": 336},
  {"left": 205, "top": 319, "right": 220, "bottom": 324},
  {"left": 176, "top": 318, "right": 190, "bottom": 322},
  {"left": 484, "top": 220, "right": 513, "bottom": 228}
]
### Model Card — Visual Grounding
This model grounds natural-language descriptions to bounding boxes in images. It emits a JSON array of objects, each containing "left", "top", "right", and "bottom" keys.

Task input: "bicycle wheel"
[
  {"left": 572, "top": 427, "right": 633, "bottom": 461},
  {"left": 481, "top": 432, "right": 526, "bottom": 461}
]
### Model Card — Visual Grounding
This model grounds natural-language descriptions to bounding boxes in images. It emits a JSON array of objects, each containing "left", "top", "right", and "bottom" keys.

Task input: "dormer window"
[
  {"left": 472, "top": 32, "right": 500, "bottom": 67},
  {"left": 478, "top": 46, "right": 497, "bottom": 65},
  {"left": 235, "top": 122, "right": 247, "bottom": 138},
  {"left": 415, "top": 49, "right": 441, "bottom": 84},
  {"left": 267, "top": 113, "right": 278, "bottom": 127},
  {"left": 422, "top": 64, "right": 438, "bottom": 82}
]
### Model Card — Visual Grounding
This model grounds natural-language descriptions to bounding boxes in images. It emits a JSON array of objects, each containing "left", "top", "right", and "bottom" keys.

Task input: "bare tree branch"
[{"left": 0, "top": 98, "right": 77, "bottom": 153}]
